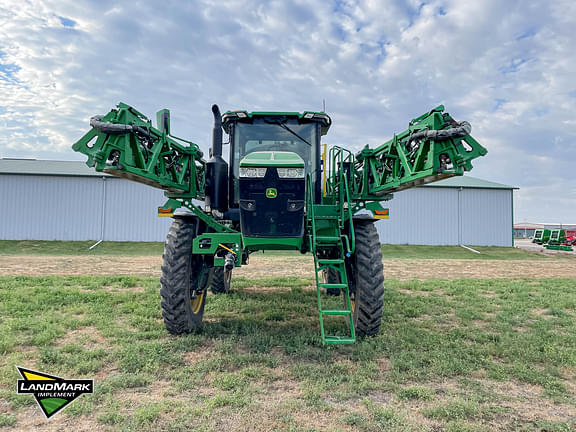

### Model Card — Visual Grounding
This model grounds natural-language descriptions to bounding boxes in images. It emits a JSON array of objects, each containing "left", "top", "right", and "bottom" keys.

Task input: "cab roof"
[{"left": 222, "top": 110, "right": 332, "bottom": 136}]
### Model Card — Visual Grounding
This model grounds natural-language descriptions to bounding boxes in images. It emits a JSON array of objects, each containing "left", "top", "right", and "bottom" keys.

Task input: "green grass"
[
  {"left": 0, "top": 275, "right": 575, "bottom": 430},
  {"left": 0, "top": 240, "right": 164, "bottom": 256},
  {"left": 2, "top": 240, "right": 568, "bottom": 261},
  {"left": 379, "top": 244, "right": 568, "bottom": 260}
]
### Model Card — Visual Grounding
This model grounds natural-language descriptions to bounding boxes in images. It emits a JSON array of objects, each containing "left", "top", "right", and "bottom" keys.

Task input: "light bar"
[
  {"left": 239, "top": 167, "right": 267, "bottom": 178},
  {"left": 277, "top": 167, "right": 305, "bottom": 178}
]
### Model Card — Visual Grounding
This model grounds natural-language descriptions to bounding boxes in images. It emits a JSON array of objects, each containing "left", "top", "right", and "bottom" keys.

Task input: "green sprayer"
[
  {"left": 72, "top": 103, "right": 487, "bottom": 344},
  {"left": 532, "top": 229, "right": 551, "bottom": 245}
]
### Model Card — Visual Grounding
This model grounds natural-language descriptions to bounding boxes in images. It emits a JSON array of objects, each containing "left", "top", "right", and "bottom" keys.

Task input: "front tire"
[
  {"left": 349, "top": 220, "right": 385, "bottom": 337},
  {"left": 322, "top": 267, "right": 341, "bottom": 296},
  {"left": 210, "top": 267, "right": 232, "bottom": 294},
  {"left": 160, "top": 218, "right": 209, "bottom": 335}
]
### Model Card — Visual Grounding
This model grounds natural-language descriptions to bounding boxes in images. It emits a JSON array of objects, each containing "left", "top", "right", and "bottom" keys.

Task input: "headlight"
[
  {"left": 239, "top": 167, "right": 267, "bottom": 178},
  {"left": 277, "top": 167, "right": 305, "bottom": 178}
]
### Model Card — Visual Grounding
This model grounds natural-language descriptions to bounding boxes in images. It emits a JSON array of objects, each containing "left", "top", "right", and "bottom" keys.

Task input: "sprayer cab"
[{"left": 212, "top": 110, "right": 332, "bottom": 238}]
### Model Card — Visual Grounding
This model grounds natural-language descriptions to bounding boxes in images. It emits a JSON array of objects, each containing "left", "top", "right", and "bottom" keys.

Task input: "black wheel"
[
  {"left": 210, "top": 267, "right": 232, "bottom": 294},
  {"left": 349, "top": 220, "right": 385, "bottom": 337},
  {"left": 322, "top": 267, "right": 341, "bottom": 296},
  {"left": 160, "top": 218, "right": 210, "bottom": 335}
]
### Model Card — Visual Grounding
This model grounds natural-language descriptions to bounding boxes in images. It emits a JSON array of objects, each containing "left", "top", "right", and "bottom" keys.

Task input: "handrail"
[
  {"left": 341, "top": 172, "right": 355, "bottom": 254},
  {"left": 326, "top": 146, "right": 356, "bottom": 254},
  {"left": 305, "top": 174, "right": 317, "bottom": 253}
]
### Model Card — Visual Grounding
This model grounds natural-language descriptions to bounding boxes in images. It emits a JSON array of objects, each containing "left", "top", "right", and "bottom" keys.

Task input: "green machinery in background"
[
  {"left": 544, "top": 229, "right": 575, "bottom": 251},
  {"left": 73, "top": 102, "right": 487, "bottom": 344},
  {"left": 532, "top": 229, "right": 551, "bottom": 245},
  {"left": 533, "top": 228, "right": 574, "bottom": 251}
]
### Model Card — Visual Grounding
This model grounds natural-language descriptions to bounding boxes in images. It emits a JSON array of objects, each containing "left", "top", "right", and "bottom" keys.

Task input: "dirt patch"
[
  {"left": 56, "top": 326, "right": 108, "bottom": 348},
  {"left": 101, "top": 285, "right": 145, "bottom": 293},
  {"left": 0, "top": 255, "right": 161, "bottom": 277},
  {"left": 115, "top": 316, "right": 139, "bottom": 332},
  {"left": 378, "top": 357, "right": 392, "bottom": 373},
  {"left": 531, "top": 308, "right": 553, "bottom": 319},
  {"left": 182, "top": 343, "right": 215, "bottom": 365},
  {"left": 12, "top": 406, "right": 107, "bottom": 432},
  {"left": 118, "top": 379, "right": 174, "bottom": 405},
  {"left": 471, "top": 320, "right": 488, "bottom": 328},
  {"left": 479, "top": 292, "right": 498, "bottom": 298},
  {"left": 397, "top": 289, "right": 441, "bottom": 297},
  {"left": 384, "top": 258, "right": 575, "bottom": 280},
  {"left": 401, "top": 378, "right": 576, "bottom": 426},
  {"left": 2, "top": 254, "right": 574, "bottom": 281},
  {"left": 487, "top": 379, "right": 576, "bottom": 423},
  {"left": 241, "top": 285, "right": 314, "bottom": 294}
]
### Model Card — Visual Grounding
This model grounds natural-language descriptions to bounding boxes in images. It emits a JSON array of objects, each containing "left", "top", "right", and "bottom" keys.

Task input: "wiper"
[{"left": 267, "top": 120, "right": 312, "bottom": 146}]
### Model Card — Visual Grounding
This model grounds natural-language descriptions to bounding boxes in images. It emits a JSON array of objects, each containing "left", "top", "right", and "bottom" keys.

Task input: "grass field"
[
  {"left": 1, "top": 268, "right": 575, "bottom": 431},
  {"left": 0, "top": 242, "right": 574, "bottom": 430},
  {"left": 0, "top": 240, "right": 569, "bottom": 260},
  {"left": 0, "top": 240, "right": 165, "bottom": 256}
]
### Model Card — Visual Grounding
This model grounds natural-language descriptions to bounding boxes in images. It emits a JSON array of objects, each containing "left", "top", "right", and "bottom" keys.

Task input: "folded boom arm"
[
  {"left": 326, "top": 105, "right": 487, "bottom": 210},
  {"left": 72, "top": 102, "right": 205, "bottom": 198}
]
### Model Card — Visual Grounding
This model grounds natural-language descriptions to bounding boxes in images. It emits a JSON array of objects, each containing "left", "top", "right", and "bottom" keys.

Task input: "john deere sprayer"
[{"left": 72, "top": 103, "right": 487, "bottom": 344}]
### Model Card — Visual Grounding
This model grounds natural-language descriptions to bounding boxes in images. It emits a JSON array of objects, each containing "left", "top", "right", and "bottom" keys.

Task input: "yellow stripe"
[
  {"left": 374, "top": 215, "right": 389, "bottom": 219},
  {"left": 22, "top": 371, "right": 56, "bottom": 381},
  {"left": 157, "top": 213, "right": 173, "bottom": 217},
  {"left": 218, "top": 244, "right": 237, "bottom": 255}
]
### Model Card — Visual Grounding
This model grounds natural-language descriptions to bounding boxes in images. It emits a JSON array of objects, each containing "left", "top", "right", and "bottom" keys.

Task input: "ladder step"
[
  {"left": 319, "top": 283, "right": 347, "bottom": 290},
  {"left": 317, "top": 259, "right": 344, "bottom": 265},
  {"left": 322, "top": 309, "right": 352, "bottom": 316},
  {"left": 325, "top": 336, "right": 356, "bottom": 345}
]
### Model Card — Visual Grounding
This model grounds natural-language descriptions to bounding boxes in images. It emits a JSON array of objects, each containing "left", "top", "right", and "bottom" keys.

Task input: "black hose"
[
  {"left": 408, "top": 121, "right": 471, "bottom": 146},
  {"left": 90, "top": 115, "right": 133, "bottom": 134}
]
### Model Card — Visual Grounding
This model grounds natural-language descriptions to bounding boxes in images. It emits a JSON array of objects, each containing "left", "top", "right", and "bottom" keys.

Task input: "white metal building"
[
  {"left": 0, "top": 159, "right": 172, "bottom": 242},
  {"left": 0, "top": 159, "right": 516, "bottom": 246},
  {"left": 375, "top": 176, "right": 516, "bottom": 246}
]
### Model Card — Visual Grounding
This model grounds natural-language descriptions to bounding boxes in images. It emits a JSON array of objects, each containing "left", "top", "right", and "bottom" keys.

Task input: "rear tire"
[
  {"left": 210, "top": 267, "right": 232, "bottom": 294},
  {"left": 349, "top": 220, "right": 385, "bottom": 337},
  {"left": 160, "top": 218, "right": 209, "bottom": 335}
]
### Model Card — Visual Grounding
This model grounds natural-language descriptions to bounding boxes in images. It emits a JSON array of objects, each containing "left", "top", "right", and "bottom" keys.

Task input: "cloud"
[{"left": 0, "top": 0, "right": 574, "bottom": 221}]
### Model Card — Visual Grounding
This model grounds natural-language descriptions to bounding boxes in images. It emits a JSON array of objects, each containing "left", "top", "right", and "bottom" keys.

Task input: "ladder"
[{"left": 308, "top": 198, "right": 356, "bottom": 345}]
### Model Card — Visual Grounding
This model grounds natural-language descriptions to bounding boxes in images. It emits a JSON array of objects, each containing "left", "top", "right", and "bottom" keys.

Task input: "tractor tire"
[
  {"left": 160, "top": 218, "right": 209, "bottom": 335},
  {"left": 210, "top": 267, "right": 232, "bottom": 294},
  {"left": 349, "top": 220, "right": 385, "bottom": 337},
  {"left": 322, "top": 267, "right": 341, "bottom": 296}
]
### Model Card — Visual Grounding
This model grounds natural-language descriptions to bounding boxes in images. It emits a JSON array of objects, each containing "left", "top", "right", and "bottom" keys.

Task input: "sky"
[{"left": 0, "top": 0, "right": 575, "bottom": 223}]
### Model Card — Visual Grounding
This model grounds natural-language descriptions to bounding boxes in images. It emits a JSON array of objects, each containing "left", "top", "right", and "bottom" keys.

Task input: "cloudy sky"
[{"left": 1, "top": 0, "right": 575, "bottom": 223}]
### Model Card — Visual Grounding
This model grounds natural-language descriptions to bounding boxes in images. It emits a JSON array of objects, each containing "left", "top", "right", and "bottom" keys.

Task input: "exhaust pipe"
[
  {"left": 211, "top": 104, "right": 223, "bottom": 158},
  {"left": 205, "top": 104, "right": 229, "bottom": 213}
]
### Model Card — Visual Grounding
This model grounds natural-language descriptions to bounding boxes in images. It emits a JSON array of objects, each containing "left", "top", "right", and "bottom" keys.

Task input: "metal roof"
[
  {"left": 0, "top": 159, "right": 516, "bottom": 189},
  {"left": 0, "top": 159, "right": 112, "bottom": 177},
  {"left": 514, "top": 223, "right": 545, "bottom": 229},
  {"left": 422, "top": 175, "right": 516, "bottom": 190}
]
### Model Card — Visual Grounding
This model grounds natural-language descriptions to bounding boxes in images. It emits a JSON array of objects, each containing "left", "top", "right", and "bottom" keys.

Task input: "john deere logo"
[
  {"left": 266, "top": 188, "right": 277, "bottom": 198},
  {"left": 16, "top": 367, "right": 94, "bottom": 419}
]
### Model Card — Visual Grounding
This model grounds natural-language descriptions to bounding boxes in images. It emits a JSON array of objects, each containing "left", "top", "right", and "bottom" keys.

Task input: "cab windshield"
[{"left": 232, "top": 119, "right": 318, "bottom": 202}]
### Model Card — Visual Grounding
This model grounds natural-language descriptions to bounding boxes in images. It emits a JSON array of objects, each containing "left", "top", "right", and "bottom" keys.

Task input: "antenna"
[{"left": 322, "top": 99, "right": 326, "bottom": 112}]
